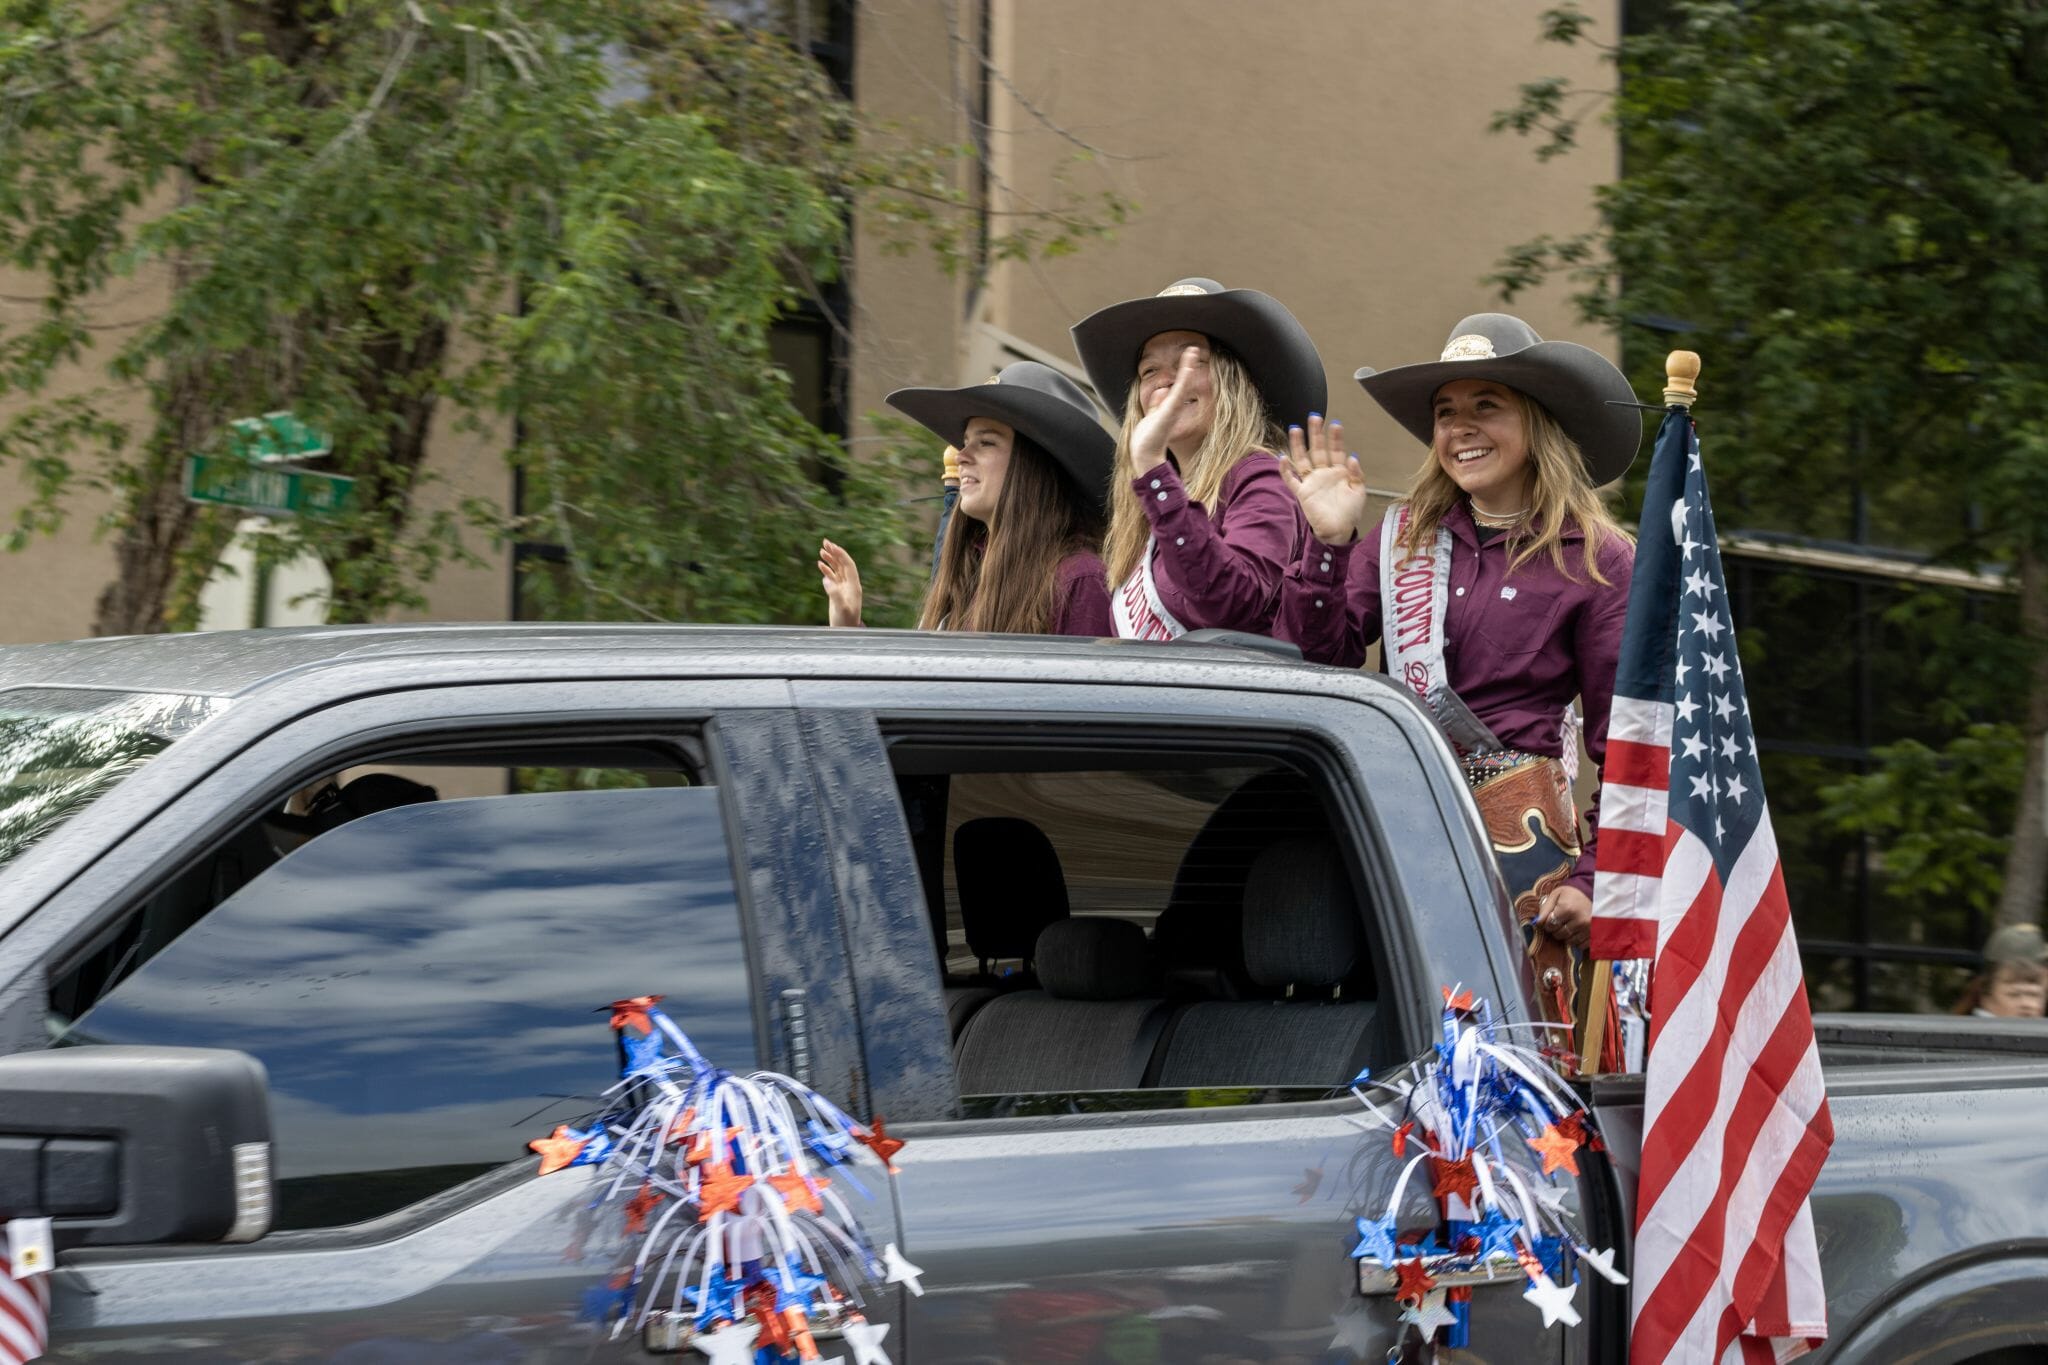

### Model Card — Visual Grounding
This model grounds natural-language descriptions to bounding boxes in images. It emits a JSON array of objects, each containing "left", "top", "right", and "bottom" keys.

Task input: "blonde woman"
[
  {"left": 1277, "top": 313, "right": 1641, "bottom": 965},
  {"left": 1070, "top": 278, "right": 1321, "bottom": 639}
]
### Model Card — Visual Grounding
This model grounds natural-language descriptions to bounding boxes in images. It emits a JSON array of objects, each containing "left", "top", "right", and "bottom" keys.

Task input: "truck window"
[
  {"left": 54, "top": 775, "right": 758, "bottom": 1231},
  {"left": 892, "top": 742, "right": 1390, "bottom": 1113}
]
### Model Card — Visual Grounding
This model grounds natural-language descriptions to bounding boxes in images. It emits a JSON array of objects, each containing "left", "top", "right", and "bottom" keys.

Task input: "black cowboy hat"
[
  {"left": 1355, "top": 313, "right": 1643, "bottom": 486},
  {"left": 887, "top": 361, "right": 1116, "bottom": 515},
  {"left": 1069, "top": 278, "right": 1327, "bottom": 432}
]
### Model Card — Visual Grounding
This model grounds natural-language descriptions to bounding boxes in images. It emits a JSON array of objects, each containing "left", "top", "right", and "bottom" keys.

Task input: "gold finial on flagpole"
[
  {"left": 941, "top": 445, "right": 961, "bottom": 489},
  {"left": 1664, "top": 351, "right": 1701, "bottom": 409}
]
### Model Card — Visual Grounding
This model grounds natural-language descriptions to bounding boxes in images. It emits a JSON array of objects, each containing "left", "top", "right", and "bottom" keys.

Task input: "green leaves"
[{"left": 0, "top": 0, "right": 1123, "bottom": 632}]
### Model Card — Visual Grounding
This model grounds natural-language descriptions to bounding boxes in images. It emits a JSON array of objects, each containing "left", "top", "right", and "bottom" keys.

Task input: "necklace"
[{"left": 1469, "top": 502, "right": 1529, "bottom": 529}]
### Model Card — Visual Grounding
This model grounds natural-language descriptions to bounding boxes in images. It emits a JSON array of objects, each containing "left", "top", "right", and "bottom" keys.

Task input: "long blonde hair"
[
  {"left": 1397, "top": 389, "right": 1630, "bottom": 582},
  {"left": 1102, "top": 343, "right": 1289, "bottom": 585}
]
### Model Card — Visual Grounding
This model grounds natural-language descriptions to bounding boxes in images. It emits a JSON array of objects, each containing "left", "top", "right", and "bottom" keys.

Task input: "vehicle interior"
[{"left": 889, "top": 737, "right": 1394, "bottom": 1111}]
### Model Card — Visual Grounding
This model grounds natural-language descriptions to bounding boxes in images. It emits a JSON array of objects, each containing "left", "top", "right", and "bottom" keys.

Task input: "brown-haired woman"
[
  {"left": 819, "top": 361, "right": 1113, "bottom": 636},
  {"left": 1277, "top": 313, "right": 1642, "bottom": 970},
  {"left": 1069, "top": 279, "right": 1322, "bottom": 639}
]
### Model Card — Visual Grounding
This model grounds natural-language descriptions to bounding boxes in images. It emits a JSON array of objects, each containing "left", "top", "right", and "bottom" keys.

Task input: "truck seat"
[
  {"left": 954, "top": 917, "right": 1169, "bottom": 1094},
  {"left": 1150, "top": 839, "right": 1378, "bottom": 1088},
  {"left": 943, "top": 816, "right": 1074, "bottom": 1037}
]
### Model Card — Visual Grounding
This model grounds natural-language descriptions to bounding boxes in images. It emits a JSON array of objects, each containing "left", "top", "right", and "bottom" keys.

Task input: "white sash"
[
  {"left": 1378, "top": 504, "right": 1452, "bottom": 709},
  {"left": 1111, "top": 537, "right": 1188, "bottom": 641},
  {"left": 1380, "top": 503, "right": 1582, "bottom": 769}
]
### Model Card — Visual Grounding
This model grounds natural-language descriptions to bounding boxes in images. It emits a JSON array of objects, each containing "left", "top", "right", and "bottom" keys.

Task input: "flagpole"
[{"left": 1580, "top": 348, "right": 1701, "bottom": 1079}]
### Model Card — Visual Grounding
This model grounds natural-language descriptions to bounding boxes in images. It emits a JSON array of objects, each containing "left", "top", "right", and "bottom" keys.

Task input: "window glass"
[
  {"left": 900, "top": 749, "right": 1386, "bottom": 1107},
  {"left": 62, "top": 785, "right": 756, "bottom": 1230},
  {"left": 0, "top": 688, "right": 224, "bottom": 871}
]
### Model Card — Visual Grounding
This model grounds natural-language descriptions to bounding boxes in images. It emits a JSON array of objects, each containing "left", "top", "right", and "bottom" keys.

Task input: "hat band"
[{"left": 1440, "top": 334, "right": 1497, "bottom": 361}]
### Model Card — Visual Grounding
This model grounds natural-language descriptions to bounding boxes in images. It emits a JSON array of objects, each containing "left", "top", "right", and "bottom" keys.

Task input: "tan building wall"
[{"left": 0, "top": 0, "right": 1614, "bottom": 645}]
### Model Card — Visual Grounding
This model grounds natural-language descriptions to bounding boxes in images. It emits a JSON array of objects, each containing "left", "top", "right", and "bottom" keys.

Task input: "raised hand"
[
  {"left": 1279, "top": 414, "right": 1367, "bottom": 546},
  {"left": 1129, "top": 345, "right": 1207, "bottom": 476},
  {"left": 818, "top": 538, "right": 864, "bottom": 628}
]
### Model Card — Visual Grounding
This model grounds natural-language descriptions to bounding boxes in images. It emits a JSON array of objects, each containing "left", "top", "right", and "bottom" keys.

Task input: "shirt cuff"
[{"left": 1134, "top": 461, "right": 1190, "bottom": 524}]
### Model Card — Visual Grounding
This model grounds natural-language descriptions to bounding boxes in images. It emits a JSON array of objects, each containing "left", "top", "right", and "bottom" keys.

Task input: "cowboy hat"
[
  {"left": 887, "top": 361, "right": 1115, "bottom": 515},
  {"left": 1355, "top": 313, "right": 1643, "bottom": 486},
  {"left": 1069, "top": 278, "right": 1326, "bottom": 432}
]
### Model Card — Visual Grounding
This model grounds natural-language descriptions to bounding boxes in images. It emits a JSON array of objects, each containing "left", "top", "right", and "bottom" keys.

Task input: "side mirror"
[{"left": 0, "top": 1046, "right": 271, "bottom": 1247}]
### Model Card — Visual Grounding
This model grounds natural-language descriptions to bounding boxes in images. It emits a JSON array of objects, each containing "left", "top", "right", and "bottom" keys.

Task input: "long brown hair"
[
  {"left": 1102, "top": 343, "right": 1288, "bottom": 585},
  {"left": 919, "top": 433, "right": 1103, "bottom": 633},
  {"left": 1397, "top": 388, "right": 1630, "bottom": 582}
]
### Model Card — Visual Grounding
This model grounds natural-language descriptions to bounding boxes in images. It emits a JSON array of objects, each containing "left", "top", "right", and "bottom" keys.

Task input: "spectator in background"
[{"left": 1954, "top": 924, "right": 2048, "bottom": 1019}]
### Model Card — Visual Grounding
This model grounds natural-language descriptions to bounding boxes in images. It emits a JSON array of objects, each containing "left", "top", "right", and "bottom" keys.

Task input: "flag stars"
[
  {"left": 1703, "top": 653, "right": 1731, "bottom": 682},
  {"left": 1713, "top": 692, "right": 1737, "bottom": 723},
  {"left": 1725, "top": 773, "right": 1747, "bottom": 804},
  {"left": 1719, "top": 734, "right": 1743, "bottom": 762},
  {"left": 1675, "top": 694, "right": 1700, "bottom": 724},
  {"left": 1674, "top": 657, "right": 1692, "bottom": 687},
  {"left": 1681, "top": 733, "right": 1707, "bottom": 762},
  {"left": 1689, "top": 772, "right": 1714, "bottom": 802},
  {"left": 1690, "top": 610, "right": 1726, "bottom": 641},
  {"left": 1684, "top": 568, "right": 1718, "bottom": 599}
]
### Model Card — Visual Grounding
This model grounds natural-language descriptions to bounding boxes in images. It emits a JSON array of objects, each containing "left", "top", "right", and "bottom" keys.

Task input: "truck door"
[
  {"left": 796, "top": 678, "right": 1569, "bottom": 1365},
  {"left": 13, "top": 682, "right": 900, "bottom": 1364}
]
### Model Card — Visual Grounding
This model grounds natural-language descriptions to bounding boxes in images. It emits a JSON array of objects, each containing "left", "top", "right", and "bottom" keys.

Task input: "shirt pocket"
[{"left": 1473, "top": 586, "right": 1565, "bottom": 660}]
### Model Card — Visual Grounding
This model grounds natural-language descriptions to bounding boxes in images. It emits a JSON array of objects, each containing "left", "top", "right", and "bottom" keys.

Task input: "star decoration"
[
  {"left": 623, "top": 1182, "right": 664, "bottom": 1234},
  {"left": 1392, "top": 1256, "right": 1438, "bottom": 1305},
  {"left": 1522, "top": 1270, "right": 1582, "bottom": 1328},
  {"left": 1684, "top": 568, "right": 1716, "bottom": 599},
  {"left": 1576, "top": 1244, "right": 1630, "bottom": 1285},
  {"left": 1474, "top": 1206, "right": 1522, "bottom": 1262},
  {"left": 1688, "top": 772, "right": 1713, "bottom": 802},
  {"left": 1690, "top": 609, "right": 1725, "bottom": 640},
  {"left": 1680, "top": 732, "right": 1707, "bottom": 761},
  {"left": 858, "top": 1117, "right": 906, "bottom": 1173},
  {"left": 1719, "top": 734, "right": 1743, "bottom": 761},
  {"left": 691, "top": 1321, "right": 762, "bottom": 1365},
  {"left": 1713, "top": 691, "right": 1737, "bottom": 721},
  {"left": 1401, "top": 1288, "right": 1459, "bottom": 1339},
  {"left": 769, "top": 1171, "right": 825, "bottom": 1215},
  {"left": 841, "top": 1317, "right": 893, "bottom": 1365},
  {"left": 1554, "top": 1110, "right": 1590, "bottom": 1147},
  {"left": 1350, "top": 1213, "right": 1399, "bottom": 1265},
  {"left": 1429, "top": 1154, "right": 1480, "bottom": 1204},
  {"left": 1392, "top": 1121, "right": 1414, "bottom": 1157},
  {"left": 621, "top": 1027, "right": 666, "bottom": 1074},
  {"left": 881, "top": 1243, "right": 925, "bottom": 1296},
  {"left": 1327, "top": 1306, "right": 1384, "bottom": 1358},
  {"left": 1725, "top": 773, "right": 1748, "bottom": 803},
  {"left": 1292, "top": 1166, "right": 1323, "bottom": 1204},
  {"left": 1704, "top": 652, "right": 1731, "bottom": 681},
  {"left": 529, "top": 1125, "right": 588, "bottom": 1176},
  {"left": 606, "top": 994, "right": 665, "bottom": 1033},
  {"left": 1526, "top": 1123, "right": 1582, "bottom": 1177},
  {"left": 1675, "top": 693, "right": 1700, "bottom": 723},
  {"left": 1531, "top": 1178, "right": 1572, "bottom": 1217},
  {"left": 696, "top": 1163, "right": 755, "bottom": 1220},
  {"left": 1441, "top": 985, "right": 1476, "bottom": 1012}
]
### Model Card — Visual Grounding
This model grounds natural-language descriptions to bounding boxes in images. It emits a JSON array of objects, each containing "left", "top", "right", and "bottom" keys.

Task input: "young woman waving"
[
  {"left": 820, "top": 361, "right": 1113, "bottom": 636},
  {"left": 1069, "top": 278, "right": 1322, "bottom": 640}
]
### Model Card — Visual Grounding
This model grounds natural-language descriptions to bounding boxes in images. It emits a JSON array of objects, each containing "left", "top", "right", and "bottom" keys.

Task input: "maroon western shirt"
[
  {"left": 1277, "top": 499, "right": 1634, "bottom": 894},
  {"left": 1130, "top": 451, "right": 1304, "bottom": 634},
  {"left": 1052, "top": 550, "right": 1114, "bottom": 637}
]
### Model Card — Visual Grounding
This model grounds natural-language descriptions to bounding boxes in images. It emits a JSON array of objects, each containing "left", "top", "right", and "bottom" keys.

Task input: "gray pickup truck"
[{"left": 0, "top": 624, "right": 2043, "bottom": 1364}]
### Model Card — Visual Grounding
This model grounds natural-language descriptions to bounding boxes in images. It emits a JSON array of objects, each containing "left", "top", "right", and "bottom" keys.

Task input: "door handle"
[{"left": 1358, "top": 1251, "right": 1522, "bottom": 1295}]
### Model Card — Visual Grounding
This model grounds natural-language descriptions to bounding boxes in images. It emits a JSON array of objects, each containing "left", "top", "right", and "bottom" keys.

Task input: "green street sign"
[
  {"left": 183, "top": 454, "right": 355, "bottom": 517},
  {"left": 228, "top": 411, "right": 332, "bottom": 462}
]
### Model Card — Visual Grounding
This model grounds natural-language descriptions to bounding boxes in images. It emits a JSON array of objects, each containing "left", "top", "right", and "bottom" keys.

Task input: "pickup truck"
[{"left": 0, "top": 623, "right": 2043, "bottom": 1365}]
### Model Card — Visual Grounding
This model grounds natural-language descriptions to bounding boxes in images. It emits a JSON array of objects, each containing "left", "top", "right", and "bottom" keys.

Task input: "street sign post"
[{"left": 183, "top": 454, "right": 355, "bottom": 517}]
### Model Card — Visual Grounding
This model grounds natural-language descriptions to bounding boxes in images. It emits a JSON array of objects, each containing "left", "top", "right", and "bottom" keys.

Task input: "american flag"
[
  {"left": 1590, "top": 398, "right": 1834, "bottom": 1364},
  {"left": 0, "top": 1252, "right": 47, "bottom": 1364}
]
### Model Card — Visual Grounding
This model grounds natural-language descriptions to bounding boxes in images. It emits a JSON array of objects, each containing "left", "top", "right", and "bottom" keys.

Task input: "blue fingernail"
[
  {"left": 1290, "top": 425, "right": 1302, "bottom": 432},
  {"left": 1309, "top": 411, "right": 1321, "bottom": 419}
]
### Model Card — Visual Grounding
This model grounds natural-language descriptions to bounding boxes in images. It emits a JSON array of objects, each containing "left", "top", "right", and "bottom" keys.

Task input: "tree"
[
  {"left": 1492, "top": 0, "right": 2048, "bottom": 927},
  {"left": 0, "top": 0, "right": 1124, "bottom": 632}
]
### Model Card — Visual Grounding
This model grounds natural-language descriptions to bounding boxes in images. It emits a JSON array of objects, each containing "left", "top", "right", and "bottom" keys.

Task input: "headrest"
[
  {"left": 1035, "top": 918, "right": 1159, "bottom": 1001},
  {"left": 954, "top": 817, "right": 1069, "bottom": 962},
  {"left": 1242, "top": 839, "right": 1360, "bottom": 989}
]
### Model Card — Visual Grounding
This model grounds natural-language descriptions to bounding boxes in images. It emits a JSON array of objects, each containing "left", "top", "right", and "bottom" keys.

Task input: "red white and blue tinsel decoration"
[
  {"left": 1340, "top": 988, "right": 1628, "bottom": 1353},
  {"left": 529, "top": 996, "right": 918, "bottom": 1363}
]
